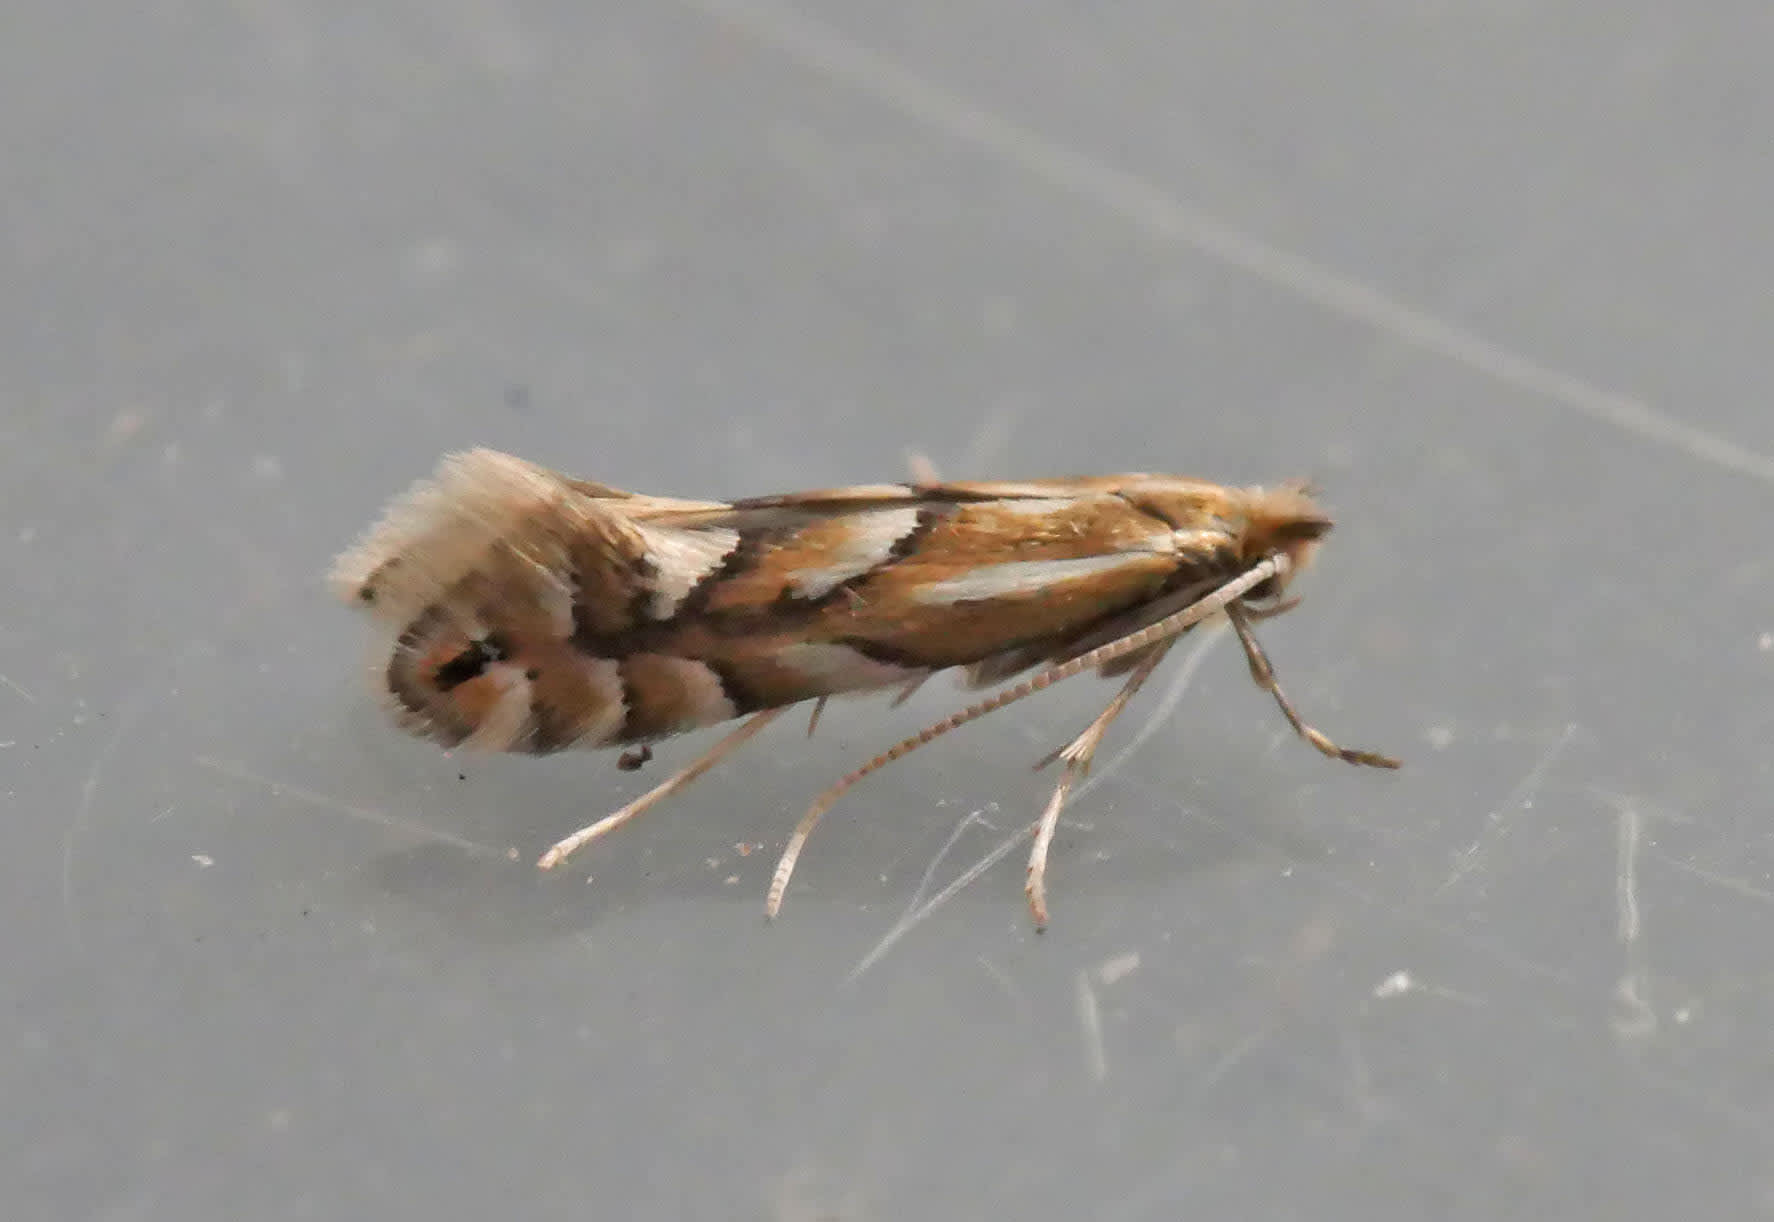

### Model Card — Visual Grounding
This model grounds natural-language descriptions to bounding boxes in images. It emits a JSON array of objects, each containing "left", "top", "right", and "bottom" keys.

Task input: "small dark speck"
[
  {"left": 525, "top": 668, "right": 541, "bottom": 681},
  {"left": 457, "top": 772, "right": 467, "bottom": 781},
  {"left": 504, "top": 384, "right": 531, "bottom": 411},
  {"left": 359, "top": 587, "right": 376, "bottom": 603}
]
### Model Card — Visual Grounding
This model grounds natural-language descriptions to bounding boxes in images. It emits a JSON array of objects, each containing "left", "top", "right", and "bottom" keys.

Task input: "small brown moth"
[{"left": 330, "top": 449, "right": 1397, "bottom": 928}]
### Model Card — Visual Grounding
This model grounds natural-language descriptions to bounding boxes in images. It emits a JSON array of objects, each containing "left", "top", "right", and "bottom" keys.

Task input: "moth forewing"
[{"left": 332, "top": 451, "right": 1397, "bottom": 928}]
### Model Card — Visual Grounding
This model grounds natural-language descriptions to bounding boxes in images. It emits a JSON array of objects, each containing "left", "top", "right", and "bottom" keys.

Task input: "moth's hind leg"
[
  {"left": 537, "top": 708, "right": 788, "bottom": 871},
  {"left": 1224, "top": 603, "right": 1400, "bottom": 770},
  {"left": 1025, "top": 640, "right": 1173, "bottom": 930}
]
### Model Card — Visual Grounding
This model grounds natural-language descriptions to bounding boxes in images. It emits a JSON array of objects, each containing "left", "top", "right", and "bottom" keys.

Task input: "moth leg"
[
  {"left": 1026, "top": 639, "right": 1172, "bottom": 930},
  {"left": 537, "top": 708, "right": 788, "bottom": 871},
  {"left": 765, "top": 560, "right": 1291, "bottom": 920},
  {"left": 1224, "top": 604, "right": 1400, "bottom": 770},
  {"left": 1240, "top": 595, "right": 1301, "bottom": 623},
  {"left": 805, "top": 697, "right": 829, "bottom": 738},
  {"left": 889, "top": 672, "right": 931, "bottom": 707}
]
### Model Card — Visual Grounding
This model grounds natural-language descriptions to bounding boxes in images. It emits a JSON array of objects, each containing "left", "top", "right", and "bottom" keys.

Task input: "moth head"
[{"left": 1238, "top": 483, "right": 1333, "bottom": 607}]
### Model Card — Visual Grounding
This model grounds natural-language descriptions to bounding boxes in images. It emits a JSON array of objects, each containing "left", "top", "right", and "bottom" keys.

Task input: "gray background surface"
[{"left": 6, "top": 2, "right": 1773, "bottom": 1218}]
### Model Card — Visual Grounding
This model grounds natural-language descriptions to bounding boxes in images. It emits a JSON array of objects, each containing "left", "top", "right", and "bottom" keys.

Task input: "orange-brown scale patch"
[
  {"left": 617, "top": 654, "right": 736, "bottom": 740},
  {"left": 819, "top": 551, "right": 1181, "bottom": 670}
]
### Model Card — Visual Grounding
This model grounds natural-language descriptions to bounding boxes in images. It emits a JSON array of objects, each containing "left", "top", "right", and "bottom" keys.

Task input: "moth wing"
[
  {"left": 330, "top": 450, "right": 654, "bottom": 623},
  {"left": 634, "top": 475, "right": 1170, "bottom": 530},
  {"left": 330, "top": 451, "right": 745, "bottom": 753}
]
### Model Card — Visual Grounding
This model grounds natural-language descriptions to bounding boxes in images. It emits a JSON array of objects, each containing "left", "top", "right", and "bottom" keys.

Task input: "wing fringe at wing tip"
[{"left": 325, "top": 449, "right": 570, "bottom": 612}]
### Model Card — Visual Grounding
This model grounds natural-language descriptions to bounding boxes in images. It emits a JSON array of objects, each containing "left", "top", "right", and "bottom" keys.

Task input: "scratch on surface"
[
  {"left": 1075, "top": 968, "right": 1108, "bottom": 1083},
  {"left": 1098, "top": 950, "right": 1141, "bottom": 985},
  {"left": 64, "top": 640, "right": 214, "bottom": 954},
  {"left": 1190, "top": 1024, "right": 1273, "bottom": 1099},
  {"left": 1369, "top": 968, "right": 1485, "bottom": 1007},
  {"left": 1613, "top": 971, "right": 1656, "bottom": 1043},
  {"left": 66, "top": 723, "right": 128, "bottom": 954},
  {"left": 1106, "top": 765, "right": 1575, "bottom": 985},
  {"left": 1373, "top": 969, "right": 1414, "bottom": 999},
  {"left": 1615, "top": 801, "right": 1642, "bottom": 945},
  {"left": 847, "top": 809, "right": 1027, "bottom": 982},
  {"left": 976, "top": 955, "right": 1032, "bottom": 1022},
  {"left": 1652, "top": 852, "right": 1774, "bottom": 905},
  {"left": 1, "top": 673, "right": 36, "bottom": 703},
  {"left": 1335, "top": 1020, "right": 1387, "bottom": 1125},
  {"left": 1436, "top": 722, "right": 1577, "bottom": 896},
  {"left": 1598, "top": 793, "right": 1657, "bottom": 1043},
  {"left": 899, "top": 806, "right": 996, "bottom": 911},
  {"left": 194, "top": 755, "right": 507, "bottom": 859},
  {"left": 684, "top": 0, "right": 1774, "bottom": 489},
  {"left": 847, "top": 630, "right": 1224, "bottom": 981}
]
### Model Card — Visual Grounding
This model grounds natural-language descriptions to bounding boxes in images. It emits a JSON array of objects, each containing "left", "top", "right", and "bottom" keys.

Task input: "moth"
[{"left": 330, "top": 449, "right": 1398, "bottom": 928}]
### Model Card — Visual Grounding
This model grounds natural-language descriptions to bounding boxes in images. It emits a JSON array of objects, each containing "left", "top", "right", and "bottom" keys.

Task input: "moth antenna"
[{"left": 763, "top": 555, "right": 1287, "bottom": 918}]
